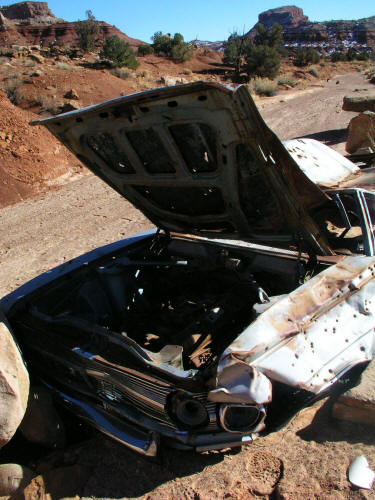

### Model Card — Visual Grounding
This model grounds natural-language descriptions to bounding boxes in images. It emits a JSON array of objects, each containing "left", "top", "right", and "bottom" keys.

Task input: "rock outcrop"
[
  {"left": 248, "top": 6, "right": 308, "bottom": 35},
  {"left": 0, "top": 312, "right": 29, "bottom": 448},
  {"left": 0, "top": 1, "right": 62, "bottom": 25},
  {"left": 0, "top": 2, "right": 143, "bottom": 48},
  {"left": 247, "top": 6, "right": 375, "bottom": 49}
]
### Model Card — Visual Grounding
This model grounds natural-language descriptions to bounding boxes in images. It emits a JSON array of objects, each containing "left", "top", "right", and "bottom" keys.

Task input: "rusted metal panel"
[{"left": 212, "top": 256, "right": 375, "bottom": 401}]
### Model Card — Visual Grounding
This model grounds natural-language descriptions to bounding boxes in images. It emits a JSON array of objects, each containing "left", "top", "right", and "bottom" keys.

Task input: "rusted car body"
[{"left": 2, "top": 82, "right": 375, "bottom": 456}]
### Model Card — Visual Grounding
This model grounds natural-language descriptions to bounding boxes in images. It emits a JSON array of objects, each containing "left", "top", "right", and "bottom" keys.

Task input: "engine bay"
[{"left": 22, "top": 234, "right": 323, "bottom": 372}]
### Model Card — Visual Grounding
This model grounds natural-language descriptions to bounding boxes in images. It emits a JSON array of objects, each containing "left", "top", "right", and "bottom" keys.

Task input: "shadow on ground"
[{"left": 295, "top": 127, "right": 348, "bottom": 147}]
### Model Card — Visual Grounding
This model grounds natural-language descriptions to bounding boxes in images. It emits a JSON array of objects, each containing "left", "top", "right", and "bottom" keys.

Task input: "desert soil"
[{"left": 1, "top": 71, "right": 375, "bottom": 499}]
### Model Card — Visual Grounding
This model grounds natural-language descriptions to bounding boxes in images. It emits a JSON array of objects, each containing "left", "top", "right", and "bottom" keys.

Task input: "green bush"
[
  {"left": 151, "top": 32, "right": 193, "bottom": 62},
  {"left": 245, "top": 45, "right": 280, "bottom": 80},
  {"left": 75, "top": 18, "right": 98, "bottom": 53},
  {"left": 294, "top": 47, "right": 320, "bottom": 67},
  {"left": 137, "top": 44, "right": 154, "bottom": 56},
  {"left": 99, "top": 35, "right": 139, "bottom": 69},
  {"left": 330, "top": 50, "right": 346, "bottom": 62},
  {"left": 171, "top": 42, "right": 193, "bottom": 63}
]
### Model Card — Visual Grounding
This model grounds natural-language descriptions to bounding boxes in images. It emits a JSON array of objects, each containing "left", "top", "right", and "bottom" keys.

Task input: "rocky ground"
[{"left": 0, "top": 72, "right": 375, "bottom": 499}]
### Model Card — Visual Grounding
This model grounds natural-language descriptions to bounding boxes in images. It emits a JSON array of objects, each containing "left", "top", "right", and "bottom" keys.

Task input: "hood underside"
[{"left": 31, "top": 82, "right": 333, "bottom": 254}]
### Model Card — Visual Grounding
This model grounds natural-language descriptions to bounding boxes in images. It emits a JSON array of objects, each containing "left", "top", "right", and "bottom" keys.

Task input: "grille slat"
[{"left": 91, "top": 368, "right": 218, "bottom": 432}]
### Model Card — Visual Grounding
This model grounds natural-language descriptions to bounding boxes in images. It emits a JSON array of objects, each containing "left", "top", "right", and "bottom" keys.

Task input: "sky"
[{"left": 46, "top": 1, "right": 375, "bottom": 43}]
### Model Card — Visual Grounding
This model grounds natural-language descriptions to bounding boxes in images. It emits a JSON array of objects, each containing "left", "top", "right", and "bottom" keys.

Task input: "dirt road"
[{"left": 1, "top": 72, "right": 374, "bottom": 499}]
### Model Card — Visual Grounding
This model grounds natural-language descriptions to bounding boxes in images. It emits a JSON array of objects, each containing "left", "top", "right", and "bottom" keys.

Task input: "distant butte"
[{"left": 246, "top": 5, "right": 375, "bottom": 48}]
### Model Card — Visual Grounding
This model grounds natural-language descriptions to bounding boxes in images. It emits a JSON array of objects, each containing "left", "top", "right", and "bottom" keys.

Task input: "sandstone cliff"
[
  {"left": 0, "top": 1, "right": 143, "bottom": 48},
  {"left": 247, "top": 5, "right": 375, "bottom": 49}
]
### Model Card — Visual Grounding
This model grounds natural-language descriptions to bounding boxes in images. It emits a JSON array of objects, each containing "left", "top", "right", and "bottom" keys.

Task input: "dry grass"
[
  {"left": 110, "top": 67, "right": 135, "bottom": 80},
  {"left": 277, "top": 73, "right": 296, "bottom": 87},
  {"left": 249, "top": 78, "right": 278, "bottom": 97},
  {"left": 307, "top": 67, "right": 320, "bottom": 78},
  {"left": 56, "top": 62, "right": 72, "bottom": 70},
  {"left": 2, "top": 73, "right": 25, "bottom": 104}
]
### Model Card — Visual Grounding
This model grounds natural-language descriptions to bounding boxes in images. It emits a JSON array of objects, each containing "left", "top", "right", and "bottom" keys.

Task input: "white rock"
[{"left": 0, "top": 312, "right": 29, "bottom": 448}]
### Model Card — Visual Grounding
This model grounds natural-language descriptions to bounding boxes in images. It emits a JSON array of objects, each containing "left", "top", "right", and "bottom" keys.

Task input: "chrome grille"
[{"left": 91, "top": 369, "right": 218, "bottom": 431}]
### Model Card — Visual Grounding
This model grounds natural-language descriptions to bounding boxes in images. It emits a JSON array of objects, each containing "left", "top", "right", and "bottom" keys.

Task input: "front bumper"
[{"left": 56, "top": 389, "right": 256, "bottom": 456}]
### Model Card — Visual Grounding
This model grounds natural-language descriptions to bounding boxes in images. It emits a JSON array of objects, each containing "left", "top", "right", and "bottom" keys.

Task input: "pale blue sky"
[{"left": 47, "top": 1, "right": 374, "bottom": 43}]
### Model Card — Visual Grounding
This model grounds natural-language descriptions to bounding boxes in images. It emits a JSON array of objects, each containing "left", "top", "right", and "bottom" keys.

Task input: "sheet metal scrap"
[{"left": 209, "top": 256, "right": 375, "bottom": 403}]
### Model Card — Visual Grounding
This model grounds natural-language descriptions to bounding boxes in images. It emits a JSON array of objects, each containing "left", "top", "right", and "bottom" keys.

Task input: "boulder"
[
  {"left": 63, "top": 88, "right": 79, "bottom": 100},
  {"left": 342, "top": 94, "right": 375, "bottom": 112},
  {"left": 332, "top": 359, "right": 375, "bottom": 426},
  {"left": 0, "top": 312, "right": 29, "bottom": 448},
  {"left": 28, "top": 53, "right": 44, "bottom": 64},
  {"left": 0, "top": 464, "right": 34, "bottom": 496},
  {"left": 19, "top": 386, "right": 66, "bottom": 449},
  {"left": 346, "top": 111, "right": 375, "bottom": 153},
  {"left": 160, "top": 75, "right": 189, "bottom": 87},
  {"left": 60, "top": 101, "right": 80, "bottom": 113}
]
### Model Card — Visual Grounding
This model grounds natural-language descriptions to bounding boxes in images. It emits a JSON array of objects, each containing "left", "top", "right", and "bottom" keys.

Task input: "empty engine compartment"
[{"left": 25, "top": 235, "right": 320, "bottom": 372}]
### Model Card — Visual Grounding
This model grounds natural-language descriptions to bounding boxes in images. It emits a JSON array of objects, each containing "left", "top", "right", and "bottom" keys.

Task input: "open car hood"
[{"left": 31, "top": 82, "right": 334, "bottom": 255}]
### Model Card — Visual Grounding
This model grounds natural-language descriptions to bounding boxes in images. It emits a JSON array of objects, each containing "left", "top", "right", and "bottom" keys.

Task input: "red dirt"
[{"left": 0, "top": 90, "right": 82, "bottom": 207}]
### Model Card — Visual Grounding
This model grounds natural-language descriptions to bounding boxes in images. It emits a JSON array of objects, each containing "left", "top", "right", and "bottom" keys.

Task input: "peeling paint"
[{"left": 217, "top": 256, "right": 375, "bottom": 401}]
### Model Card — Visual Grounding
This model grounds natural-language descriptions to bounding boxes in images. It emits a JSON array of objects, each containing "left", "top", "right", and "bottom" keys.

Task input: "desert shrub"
[
  {"left": 137, "top": 69, "right": 152, "bottom": 79},
  {"left": 171, "top": 42, "right": 193, "bottom": 63},
  {"left": 365, "top": 66, "right": 375, "bottom": 83},
  {"left": 319, "top": 61, "right": 326, "bottom": 67},
  {"left": 294, "top": 47, "right": 320, "bottom": 67},
  {"left": 308, "top": 67, "right": 319, "bottom": 77},
  {"left": 250, "top": 78, "right": 278, "bottom": 96},
  {"left": 245, "top": 45, "right": 280, "bottom": 80},
  {"left": 3, "top": 74, "right": 24, "bottom": 103},
  {"left": 110, "top": 67, "right": 135, "bottom": 79},
  {"left": 277, "top": 73, "right": 295, "bottom": 87},
  {"left": 253, "top": 23, "right": 283, "bottom": 49},
  {"left": 182, "top": 68, "right": 192, "bottom": 75},
  {"left": 75, "top": 10, "right": 98, "bottom": 53},
  {"left": 330, "top": 50, "right": 346, "bottom": 62},
  {"left": 56, "top": 62, "right": 71, "bottom": 70},
  {"left": 99, "top": 35, "right": 139, "bottom": 69},
  {"left": 24, "top": 59, "right": 36, "bottom": 67},
  {"left": 151, "top": 32, "right": 193, "bottom": 62},
  {"left": 223, "top": 32, "right": 253, "bottom": 80},
  {"left": 0, "top": 48, "right": 14, "bottom": 57},
  {"left": 137, "top": 44, "right": 154, "bottom": 56},
  {"left": 357, "top": 52, "right": 370, "bottom": 61},
  {"left": 39, "top": 94, "right": 61, "bottom": 115}
]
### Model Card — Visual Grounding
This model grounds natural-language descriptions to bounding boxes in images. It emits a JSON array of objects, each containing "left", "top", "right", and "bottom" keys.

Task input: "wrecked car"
[{"left": 1, "top": 82, "right": 375, "bottom": 456}]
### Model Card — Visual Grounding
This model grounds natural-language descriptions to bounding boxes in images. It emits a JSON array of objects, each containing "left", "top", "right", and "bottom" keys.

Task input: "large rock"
[
  {"left": 246, "top": 8, "right": 375, "bottom": 48},
  {"left": 248, "top": 6, "right": 309, "bottom": 34},
  {"left": 332, "top": 359, "right": 375, "bottom": 426},
  {"left": 0, "top": 464, "right": 34, "bottom": 496},
  {"left": 0, "top": 2, "right": 62, "bottom": 25},
  {"left": 342, "top": 94, "right": 375, "bottom": 112},
  {"left": 19, "top": 386, "right": 66, "bottom": 449},
  {"left": 0, "top": 312, "right": 29, "bottom": 448},
  {"left": 346, "top": 111, "right": 375, "bottom": 153}
]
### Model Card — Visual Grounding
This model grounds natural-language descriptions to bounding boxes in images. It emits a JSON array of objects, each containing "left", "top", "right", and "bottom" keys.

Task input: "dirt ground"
[{"left": 1, "top": 72, "right": 375, "bottom": 499}]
